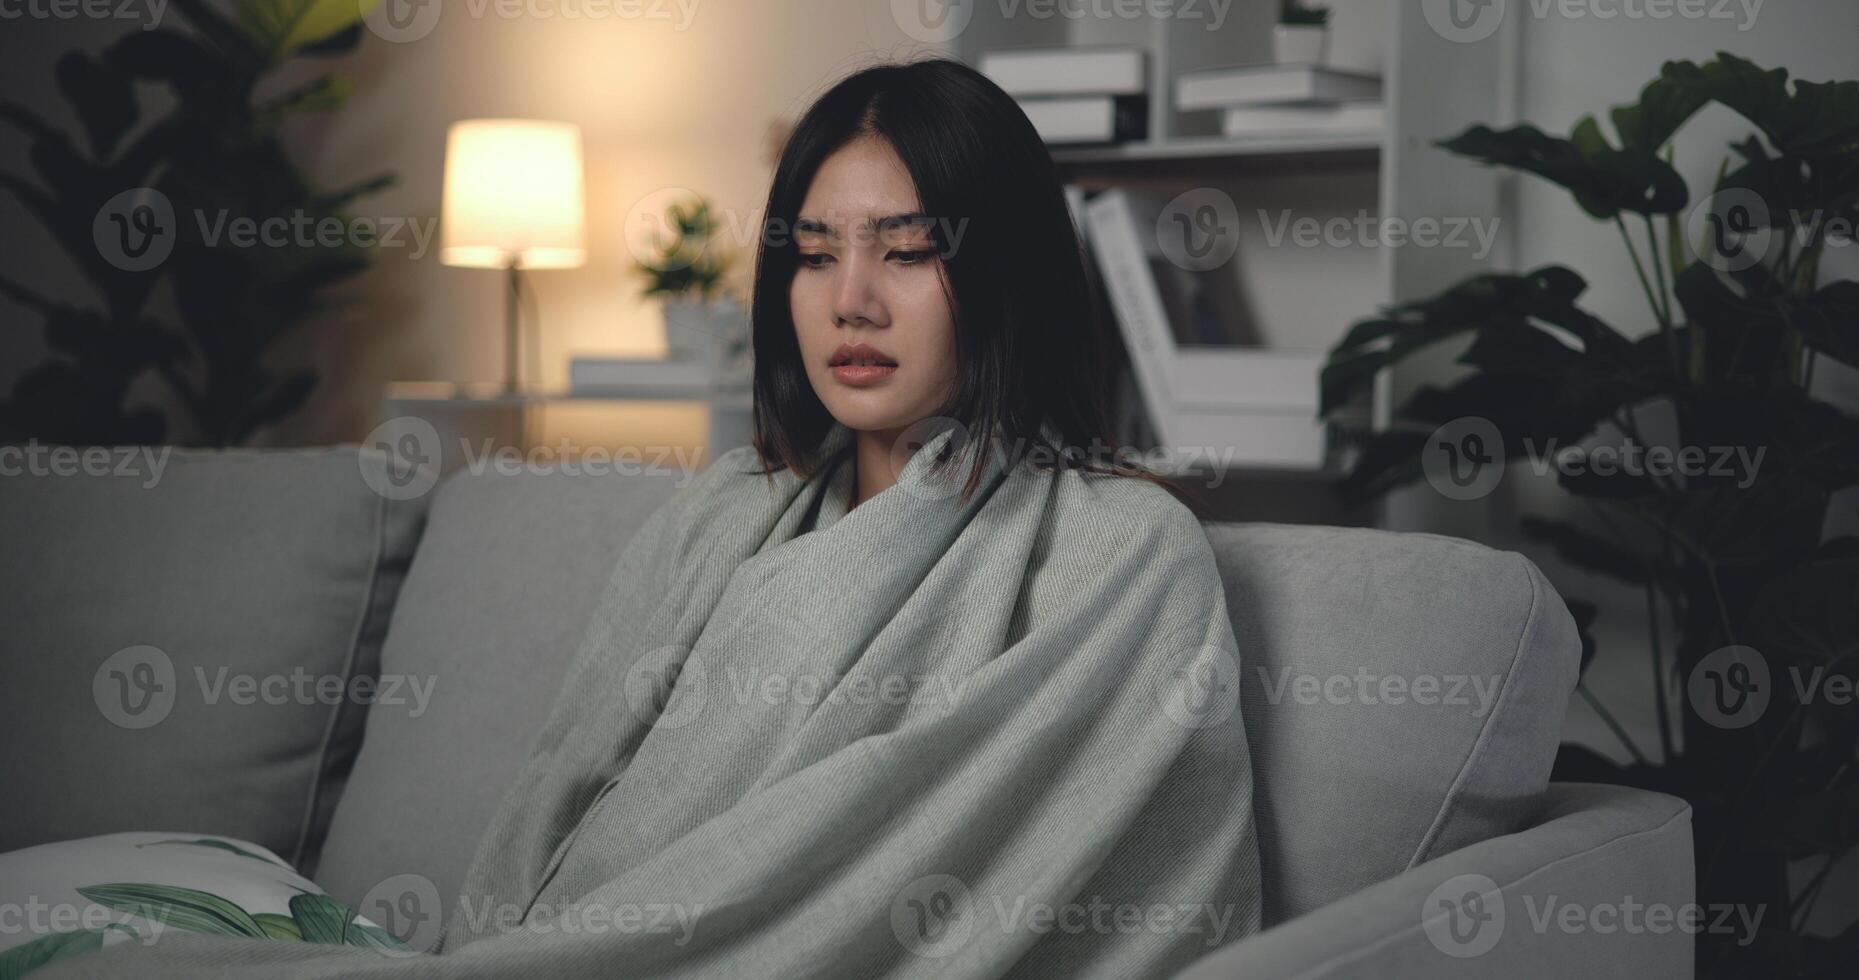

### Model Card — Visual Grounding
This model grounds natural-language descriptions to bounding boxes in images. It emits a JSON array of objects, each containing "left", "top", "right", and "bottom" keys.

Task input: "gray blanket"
[{"left": 42, "top": 422, "right": 1262, "bottom": 979}]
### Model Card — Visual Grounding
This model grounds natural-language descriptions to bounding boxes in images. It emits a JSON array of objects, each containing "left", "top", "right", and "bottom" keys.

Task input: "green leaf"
[
  {"left": 1440, "top": 123, "right": 1689, "bottom": 219},
  {"left": 1610, "top": 74, "right": 1710, "bottom": 153},
  {"left": 1616, "top": 477, "right": 1826, "bottom": 568},
  {"left": 135, "top": 838, "right": 290, "bottom": 868},
  {"left": 1794, "top": 280, "right": 1859, "bottom": 373},
  {"left": 234, "top": 0, "right": 380, "bottom": 58},
  {"left": 54, "top": 51, "right": 138, "bottom": 159},
  {"left": 77, "top": 883, "right": 266, "bottom": 938},
  {"left": 289, "top": 893, "right": 352, "bottom": 944},
  {"left": 254, "top": 912, "right": 304, "bottom": 940},
  {"left": 0, "top": 928, "right": 110, "bottom": 980},
  {"left": 1659, "top": 53, "right": 1859, "bottom": 163}
]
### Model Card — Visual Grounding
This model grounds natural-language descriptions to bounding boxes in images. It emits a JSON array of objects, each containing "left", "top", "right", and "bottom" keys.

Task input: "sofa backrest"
[{"left": 313, "top": 467, "right": 1579, "bottom": 937}]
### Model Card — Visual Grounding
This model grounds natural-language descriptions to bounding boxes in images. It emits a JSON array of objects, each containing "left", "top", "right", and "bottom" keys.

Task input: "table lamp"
[{"left": 440, "top": 119, "right": 587, "bottom": 392}]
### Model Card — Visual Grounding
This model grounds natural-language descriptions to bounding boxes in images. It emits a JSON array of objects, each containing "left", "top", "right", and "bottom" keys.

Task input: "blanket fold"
[{"left": 38, "top": 422, "right": 1262, "bottom": 979}]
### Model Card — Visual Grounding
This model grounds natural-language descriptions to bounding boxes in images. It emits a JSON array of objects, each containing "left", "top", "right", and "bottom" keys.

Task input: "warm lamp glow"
[{"left": 441, "top": 119, "right": 587, "bottom": 269}]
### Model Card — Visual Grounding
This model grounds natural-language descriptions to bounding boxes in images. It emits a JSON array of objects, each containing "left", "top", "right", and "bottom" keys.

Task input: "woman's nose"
[{"left": 831, "top": 251, "right": 886, "bottom": 327}]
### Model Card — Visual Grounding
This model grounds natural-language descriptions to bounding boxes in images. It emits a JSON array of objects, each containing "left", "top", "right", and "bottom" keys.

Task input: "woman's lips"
[{"left": 831, "top": 364, "right": 898, "bottom": 386}]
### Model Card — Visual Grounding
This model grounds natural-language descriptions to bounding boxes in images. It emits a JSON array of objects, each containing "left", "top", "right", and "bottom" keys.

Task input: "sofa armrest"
[{"left": 1176, "top": 783, "right": 1695, "bottom": 980}]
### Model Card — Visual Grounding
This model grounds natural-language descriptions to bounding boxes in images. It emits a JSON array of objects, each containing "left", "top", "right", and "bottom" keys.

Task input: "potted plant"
[
  {"left": 633, "top": 196, "right": 747, "bottom": 384},
  {"left": 0, "top": 0, "right": 394, "bottom": 447},
  {"left": 1322, "top": 53, "right": 1859, "bottom": 977},
  {"left": 1275, "top": 1, "right": 1331, "bottom": 66}
]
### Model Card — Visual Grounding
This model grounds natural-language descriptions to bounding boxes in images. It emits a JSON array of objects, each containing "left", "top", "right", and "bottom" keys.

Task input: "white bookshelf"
[{"left": 946, "top": 0, "right": 1515, "bottom": 512}]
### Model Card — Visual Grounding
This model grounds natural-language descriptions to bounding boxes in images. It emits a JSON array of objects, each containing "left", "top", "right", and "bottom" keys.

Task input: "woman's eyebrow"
[{"left": 794, "top": 213, "right": 933, "bottom": 238}]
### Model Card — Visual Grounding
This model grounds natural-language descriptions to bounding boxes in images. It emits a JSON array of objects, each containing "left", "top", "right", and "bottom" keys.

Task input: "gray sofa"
[{"left": 0, "top": 447, "right": 1695, "bottom": 978}]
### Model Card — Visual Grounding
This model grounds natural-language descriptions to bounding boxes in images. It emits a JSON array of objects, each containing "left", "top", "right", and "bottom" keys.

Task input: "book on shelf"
[
  {"left": 569, "top": 355, "right": 711, "bottom": 392},
  {"left": 979, "top": 47, "right": 1146, "bottom": 97},
  {"left": 1221, "top": 101, "right": 1384, "bottom": 138},
  {"left": 1082, "top": 188, "right": 1329, "bottom": 469},
  {"left": 1176, "top": 64, "right": 1382, "bottom": 111},
  {"left": 1018, "top": 95, "right": 1148, "bottom": 145}
]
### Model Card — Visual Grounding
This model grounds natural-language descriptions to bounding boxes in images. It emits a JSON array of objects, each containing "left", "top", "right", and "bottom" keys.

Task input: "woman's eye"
[
  {"left": 890, "top": 249, "right": 936, "bottom": 265},
  {"left": 799, "top": 252, "right": 833, "bottom": 269}
]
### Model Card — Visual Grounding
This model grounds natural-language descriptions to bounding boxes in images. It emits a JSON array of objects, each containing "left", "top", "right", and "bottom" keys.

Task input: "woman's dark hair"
[{"left": 750, "top": 57, "right": 1195, "bottom": 511}]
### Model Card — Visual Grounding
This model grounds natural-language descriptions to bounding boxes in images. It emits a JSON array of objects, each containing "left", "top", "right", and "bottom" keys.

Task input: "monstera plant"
[
  {"left": 1323, "top": 54, "right": 1858, "bottom": 977},
  {"left": 0, "top": 0, "right": 393, "bottom": 446}
]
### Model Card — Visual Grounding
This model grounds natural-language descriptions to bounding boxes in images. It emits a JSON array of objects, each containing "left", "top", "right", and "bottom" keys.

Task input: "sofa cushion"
[
  {"left": 311, "top": 465, "right": 681, "bottom": 934},
  {"left": 1204, "top": 523, "right": 1580, "bottom": 925},
  {"left": 0, "top": 448, "right": 426, "bottom": 872}
]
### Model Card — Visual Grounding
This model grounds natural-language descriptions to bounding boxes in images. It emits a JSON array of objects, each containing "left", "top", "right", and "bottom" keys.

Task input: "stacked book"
[
  {"left": 1078, "top": 188, "right": 1333, "bottom": 471},
  {"left": 1176, "top": 63, "right": 1383, "bottom": 139},
  {"left": 979, "top": 47, "right": 1148, "bottom": 146}
]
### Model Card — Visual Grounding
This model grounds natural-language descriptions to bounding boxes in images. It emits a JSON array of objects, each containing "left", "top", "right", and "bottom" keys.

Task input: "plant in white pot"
[
  {"left": 1274, "top": 1, "right": 1331, "bottom": 65},
  {"left": 635, "top": 197, "right": 749, "bottom": 387}
]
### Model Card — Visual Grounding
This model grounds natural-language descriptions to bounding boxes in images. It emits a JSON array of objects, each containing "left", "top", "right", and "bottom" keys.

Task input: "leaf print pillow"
[{"left": 0, "top": 832, "right": 405, "bottom": 977}]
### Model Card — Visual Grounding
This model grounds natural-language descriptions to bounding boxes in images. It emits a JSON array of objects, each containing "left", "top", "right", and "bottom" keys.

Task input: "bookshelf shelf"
[
  {"left": 946, "top": 0, "right": 1513, "bottom": 523},
  {"left": 1051, "top": 130, "right": 1382, "bottom": 166}
]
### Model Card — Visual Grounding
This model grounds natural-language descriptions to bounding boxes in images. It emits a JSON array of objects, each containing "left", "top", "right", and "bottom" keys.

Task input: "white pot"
[
  {"left": 1273, "top": 24, "right": 1329, "bottom": 65},
  {"left": 660, "top": 296, "right": 750, "bottom": 385}
]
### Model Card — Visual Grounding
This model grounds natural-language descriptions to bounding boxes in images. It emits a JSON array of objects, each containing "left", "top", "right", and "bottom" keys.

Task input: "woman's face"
[{"left": 789, "top": 136, "right": 958, "bottom": 439}]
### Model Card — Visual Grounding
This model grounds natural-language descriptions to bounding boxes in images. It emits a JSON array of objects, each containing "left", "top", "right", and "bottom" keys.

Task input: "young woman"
[{"left": 24, "top": 59, "right": 1262, "bottom": 979}]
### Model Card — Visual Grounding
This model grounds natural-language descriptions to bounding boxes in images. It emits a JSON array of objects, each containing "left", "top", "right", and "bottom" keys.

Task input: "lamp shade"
[{"left": 440, "top": 119, "right": 587, "bottom": 270}]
